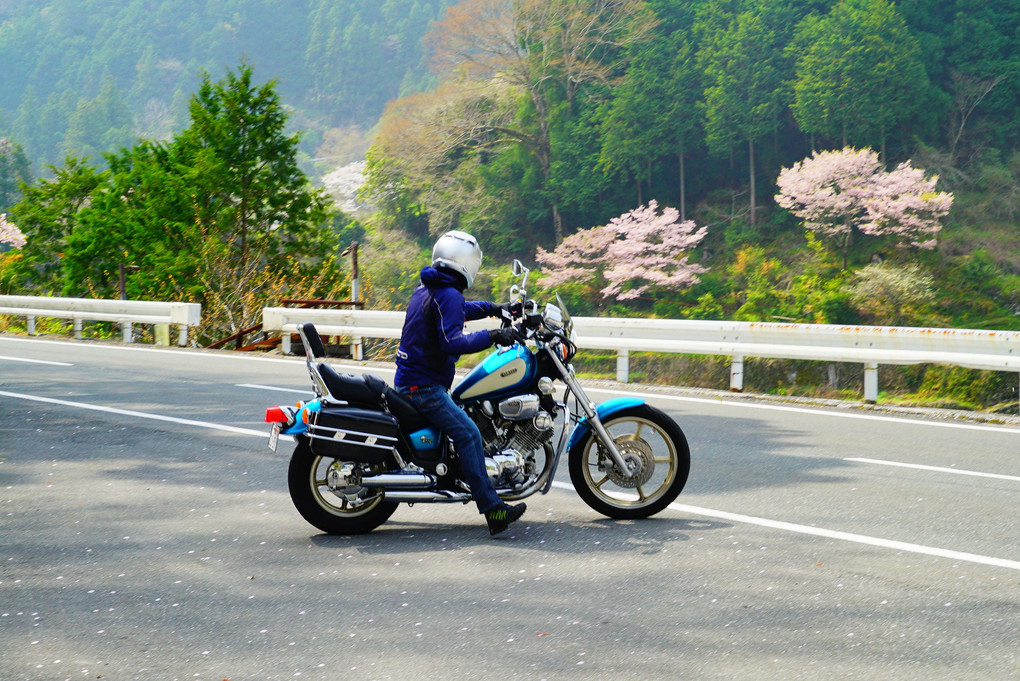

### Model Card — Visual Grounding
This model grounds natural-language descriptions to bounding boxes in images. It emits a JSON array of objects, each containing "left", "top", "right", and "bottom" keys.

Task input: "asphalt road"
[{"left": 1, "top": 334, "right": 1018, "bottom": 681}]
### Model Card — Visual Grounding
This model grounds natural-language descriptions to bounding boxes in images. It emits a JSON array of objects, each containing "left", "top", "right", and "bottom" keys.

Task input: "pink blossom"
[
  {"left": 536, "top": 220, "right": 620, "bottom": 288},
  {"left": 775, "top": 147, "right": 952, "bottom": 251},
  {"left": 859, "top": 161, "right": 953, "bottom": 248},
  {"left": 0, "top": 213, "right": 26, "bottom": 249},
  {"left": 537, "top": 200, "right": 707, "bottom": 301}
]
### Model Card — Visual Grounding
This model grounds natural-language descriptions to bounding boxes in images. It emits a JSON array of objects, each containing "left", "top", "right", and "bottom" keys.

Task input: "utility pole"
[
  {"left": 341, "top": 241, "right": 359, "bottom": 304},
  {"left": 340, "top": 241, "right": 362, "bottom": 360}
]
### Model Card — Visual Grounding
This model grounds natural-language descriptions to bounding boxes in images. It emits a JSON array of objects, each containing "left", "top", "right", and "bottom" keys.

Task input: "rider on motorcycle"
[{"left": 394, "top": 231, "right": 527, "bottom": 535}]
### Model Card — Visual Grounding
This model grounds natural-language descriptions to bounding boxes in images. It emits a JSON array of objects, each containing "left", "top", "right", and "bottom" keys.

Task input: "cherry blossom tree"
[
  {"left": 775, "top": 147, "right": 953, "bottom": 268},
  {"left": 536, "top": 200, "right": 707, "bottom": 302},
  {"left": 0, "top": 213, "right": 26, "bottom": 250},
  {"left": 859, "top": 161, "right": 953, "bottom": 250}
]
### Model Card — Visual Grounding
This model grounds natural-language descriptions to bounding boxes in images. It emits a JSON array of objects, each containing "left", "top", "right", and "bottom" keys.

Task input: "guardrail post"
[
  {"left": 178, "top": 325, "right": 188, "bottom": 347},
  {"left": 27, "top": 315, "right": 35, "bottom": 335},
  {"left": 616, "top": 349, "right": 630, "bottom": 383},
  {"left": 154, "top": 323, "right": 170, "bottom": 346},
  {"left": 730, "top": 355, "right": 744, "bottom": 392},
  {"left": 864, "top": 362, "right": 879, "bottom": 403},
  {"left": 281, "top": 333, "right": 292, "bottom": 354},
  {"left": 73, "top": 318, "right": 83, "bottom": 339},
  {"left": 121, "top": 322, "right": 133, "bottom": 343}
]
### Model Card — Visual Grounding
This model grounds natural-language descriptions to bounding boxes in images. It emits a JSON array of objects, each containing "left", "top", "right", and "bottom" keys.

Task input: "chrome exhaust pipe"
[
  {"left": 384, "top": 490, "right": 472, "bottom": 504},
  {"left": 361, "top": 472, "right": 436, "bottom": 488}
]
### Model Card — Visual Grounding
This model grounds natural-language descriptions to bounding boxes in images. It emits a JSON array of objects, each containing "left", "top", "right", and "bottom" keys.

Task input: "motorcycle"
[{"left": 265, "top": 260, "right": 691, "bottom": 535}]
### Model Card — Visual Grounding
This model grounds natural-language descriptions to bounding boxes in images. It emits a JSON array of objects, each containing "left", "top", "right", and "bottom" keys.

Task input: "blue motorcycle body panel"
[
  {"left": 281, "top": 399, "right": 321, "bottom": 435},
  {"left": 567, "top": 397, "right": 645, "bottom": 450},
  {"left": 407, "top": 426, "right": 442, "bottom": 455},
  {"left": 452, "top": 343, "right": 537, "bottom": 404}
]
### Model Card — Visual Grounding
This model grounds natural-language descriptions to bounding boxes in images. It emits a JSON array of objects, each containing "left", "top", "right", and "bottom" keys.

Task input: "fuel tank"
[{"left": 452, "top": 343, "right": 537, "bottom": 403}]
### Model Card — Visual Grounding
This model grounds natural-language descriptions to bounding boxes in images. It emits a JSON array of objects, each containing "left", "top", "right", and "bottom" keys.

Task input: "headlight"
[{"left": 543, "top": 303, "right": 563, "bottom": 330}]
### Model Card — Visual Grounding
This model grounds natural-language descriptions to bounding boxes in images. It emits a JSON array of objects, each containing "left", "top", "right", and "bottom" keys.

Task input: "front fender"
[{"left": 567, "top": 397, "right": 645, "bottom": 451}]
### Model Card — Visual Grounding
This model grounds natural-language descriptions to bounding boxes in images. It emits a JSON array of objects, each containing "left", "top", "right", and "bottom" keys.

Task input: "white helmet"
[{"left": 432, "top": 230, "right": 482, "bottom": 287}]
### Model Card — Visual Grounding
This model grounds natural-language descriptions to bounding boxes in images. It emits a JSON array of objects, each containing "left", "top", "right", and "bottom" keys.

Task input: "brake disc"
[{"left": 601, "top": 437, "right": 654, "bottom": 488}]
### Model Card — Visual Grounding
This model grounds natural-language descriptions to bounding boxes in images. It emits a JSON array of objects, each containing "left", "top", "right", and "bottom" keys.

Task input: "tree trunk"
[
  {"left": 647, "top": 157, "right": 653, "bottom": 201},
  {"left": 748, "top": 138, "right": 756, "bottom": 227},
  {"left": 529, "top": 89, "right": 562, "bottom": 243},
  {"left": 840, "top": 227, "right": 853, "bottom": 271},
  {"left": 551, "top": 202, "right": 564, "bottom": 243},
  {"left": 239, "top": 179, "right": 249, "bottom": 265},
  {"left": 679, "top": 147, "right": 686, "bottom": 222},
  {"left": 534, "top": 137, "right": 563, "bottom": 243}
]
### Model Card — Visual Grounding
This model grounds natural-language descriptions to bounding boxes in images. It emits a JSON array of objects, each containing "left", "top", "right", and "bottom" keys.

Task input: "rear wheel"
[
  {"left": 287, "top": 441, "right": 398, "bottom": 534},
  {"left": 568, "top": 405, "right": 690, "bottom": 519}
]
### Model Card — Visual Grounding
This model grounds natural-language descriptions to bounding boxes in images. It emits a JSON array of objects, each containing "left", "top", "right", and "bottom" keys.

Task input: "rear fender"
[{"left": 272, "top": 400, "right": 321, "bottom": 435}]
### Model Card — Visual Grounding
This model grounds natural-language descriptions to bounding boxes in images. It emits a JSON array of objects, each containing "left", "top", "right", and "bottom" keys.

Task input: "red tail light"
[{"left": 265, "top": 406, "right": 290, "bottom": 423}]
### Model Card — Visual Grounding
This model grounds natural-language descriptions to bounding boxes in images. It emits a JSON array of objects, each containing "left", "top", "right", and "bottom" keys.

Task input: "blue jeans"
[{"left": 397, "top": 384, "right": 502, "bottom": 514}]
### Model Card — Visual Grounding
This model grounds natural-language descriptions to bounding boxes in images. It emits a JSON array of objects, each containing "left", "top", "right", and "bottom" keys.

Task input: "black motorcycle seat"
[
  {"left": 380, "top": 386, "right": 430, "bottom": 432},
  {"left": 360, "top": 373, "right": 429, "bottom": 430},
  {"left": 317, "top": 363, "right": 384, "bottom": 405},
  {"left": 317, "top": 364, "right": 429, "bottom": 432}
]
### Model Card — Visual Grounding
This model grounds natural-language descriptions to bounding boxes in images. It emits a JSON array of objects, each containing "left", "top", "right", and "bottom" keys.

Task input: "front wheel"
[
  {"left": 568, "top": 405, "right": 690, "bottom": 519},
  {"left": 287, "top": 440, "right": 398, "bottom": 535}
]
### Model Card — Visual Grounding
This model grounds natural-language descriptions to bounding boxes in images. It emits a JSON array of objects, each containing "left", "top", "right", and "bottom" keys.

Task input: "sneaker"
[{"left": 485, "top": 502, "right": 526, "bottom": 536}]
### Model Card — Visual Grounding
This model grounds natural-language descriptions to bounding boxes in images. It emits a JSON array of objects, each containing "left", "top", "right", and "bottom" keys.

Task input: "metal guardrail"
[
  {"left": 0, "top": 295, "right": 201, "bottom": 346},
  {"left": 262, "top": 307, "right": 1020, "bottom": 404},
  {"left": 262, "top": 308, "right": 406, "bottom": 360},
  {"left": 573, "top": 317, "right": 1020, "bottom": 403},
  {"left": 207, "top": 298, "right": 366, "bottom": 351}
]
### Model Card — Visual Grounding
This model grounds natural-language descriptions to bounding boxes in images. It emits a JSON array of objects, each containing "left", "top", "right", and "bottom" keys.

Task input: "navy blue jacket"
[{"left": 394, "top": 267, "right": 496, "bottom": 389}]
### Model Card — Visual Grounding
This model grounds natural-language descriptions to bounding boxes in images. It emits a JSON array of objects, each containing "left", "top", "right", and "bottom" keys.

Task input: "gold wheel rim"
[
  {"left": 581, "top": 417, "right": 677, "bottom": 509},
  {"left": 309, "top": 456, "right": 384, "bottom": 518}
]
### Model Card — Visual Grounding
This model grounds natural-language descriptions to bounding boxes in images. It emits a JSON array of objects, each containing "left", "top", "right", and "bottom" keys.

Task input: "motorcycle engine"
[
  {"left": 474, "top": 395, "right": 556, "bottom": 472},
  {"left": 485, "top": 450, "right": 527, "bottom": 486}
]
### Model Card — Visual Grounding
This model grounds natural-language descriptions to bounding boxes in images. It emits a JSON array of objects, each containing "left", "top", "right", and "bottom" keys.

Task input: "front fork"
[{"left": 547, "top": 349, "right": 636, "bottom": 477}]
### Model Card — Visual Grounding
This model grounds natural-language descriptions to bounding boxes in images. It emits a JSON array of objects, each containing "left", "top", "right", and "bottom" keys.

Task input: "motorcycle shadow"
[{"left": 307, "top": 513, "right": 731, "bottom": 556}]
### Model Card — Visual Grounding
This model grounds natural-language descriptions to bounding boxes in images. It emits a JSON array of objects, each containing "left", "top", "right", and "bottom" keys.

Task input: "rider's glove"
[{"left": 488, "top": 327, "right": 520, "bottom": 347}]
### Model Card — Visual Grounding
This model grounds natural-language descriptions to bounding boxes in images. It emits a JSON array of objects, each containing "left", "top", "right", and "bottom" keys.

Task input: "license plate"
[{"left": 268, "top": 423, "right": 281, "bottom": 453}]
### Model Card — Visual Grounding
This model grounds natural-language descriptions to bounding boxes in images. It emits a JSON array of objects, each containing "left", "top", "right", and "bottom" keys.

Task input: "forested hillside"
[
  {"left": 362, "top": 0, "right": 1020, "bottom": 334},
  {"left": 2, "top": 0, "right": 1020, "bottom": 408},
  {"left": 365, "top": 0, "right": 1020, "bottom": 253},
  {"left": 0, "top": 0, "right": 453, "bottom": 169}
]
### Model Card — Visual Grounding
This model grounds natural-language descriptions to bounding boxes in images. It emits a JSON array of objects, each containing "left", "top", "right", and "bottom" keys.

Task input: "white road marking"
[
  {"left": 237, "top": 383, "right": 314, "bottom": 395},
  {"left": 549, "top": 481, "right": 1020, "bottom": 571},
  {"left": 0, "top": 389, "right": 267, "bottom": 438},
  {"left": 846, "top": 457, "right": 1020, "bottom": 482},
  {"left": 0, "top": 354, "right": 73, "bottom": 366},
  {"left": 583, "top": 387, "right": 1020, "bottom": 434},
  {"left": 0, "top": 335, "right": 305, "bottom": 365},
  {"left": 5, "top": 337, "right": 1019, "bottom": 567},
  {"left": 3, "top": 336, "right": 1016, "bottom": 434},
  {"left": 3, "top": 383, "right": 1015, "bottom": 572}
]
